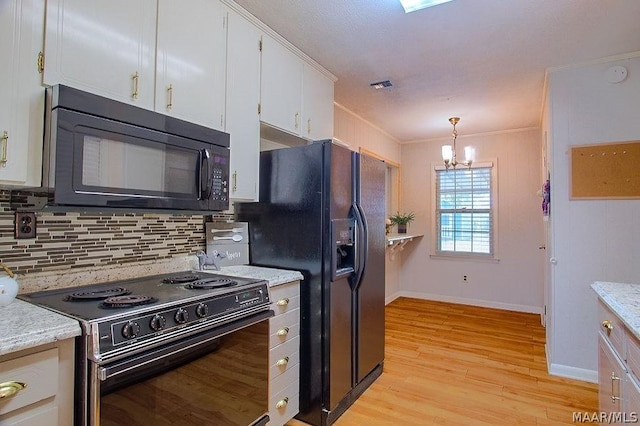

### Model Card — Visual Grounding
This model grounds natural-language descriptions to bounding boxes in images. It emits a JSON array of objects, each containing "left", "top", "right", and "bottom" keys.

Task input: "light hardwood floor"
[{"left": 287, "top": 297, "right": 598, "bottom": 425}]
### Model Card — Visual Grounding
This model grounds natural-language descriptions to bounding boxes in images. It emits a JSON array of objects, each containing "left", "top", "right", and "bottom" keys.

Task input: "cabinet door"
[
  {"left": 0, "top": 0, "right": 44, "bottom": 186},
  {"left": 302, "top": 63, "right": 334, "bottom": 141},
  {"left": 260, "top": 34, "right": 302, "bottom": 135},
  {"left": 43, "top": 0, "right": 156, "bottom": 109},
  {"left": 599, "top": 335, "right": 625, "bottom": 424},
  {"left": 156, "top": 0, "right": 226, "bottom": 130},
  {"left": 226, "top": 9, "right": 261, "bottom": 201}
]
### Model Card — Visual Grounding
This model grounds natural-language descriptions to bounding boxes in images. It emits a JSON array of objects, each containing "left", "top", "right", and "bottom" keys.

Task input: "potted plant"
[{"left": 389, "top": 211, "right": 415, "bottom": 234}]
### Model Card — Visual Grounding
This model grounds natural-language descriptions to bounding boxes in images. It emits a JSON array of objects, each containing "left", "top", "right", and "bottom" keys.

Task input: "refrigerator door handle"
[{"left": 351, "top": 202, "right": 368, "bottom": 291}]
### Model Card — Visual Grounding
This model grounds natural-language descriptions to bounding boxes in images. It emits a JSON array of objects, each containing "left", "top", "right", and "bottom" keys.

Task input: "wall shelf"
[{"left": 386, "top": 233, "right": 422, "bottom": 260}]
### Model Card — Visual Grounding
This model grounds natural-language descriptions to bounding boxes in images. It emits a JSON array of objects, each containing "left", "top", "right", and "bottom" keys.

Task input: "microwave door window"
[{"left": 79, "top": 135, "right": 198, "bottom": 198}]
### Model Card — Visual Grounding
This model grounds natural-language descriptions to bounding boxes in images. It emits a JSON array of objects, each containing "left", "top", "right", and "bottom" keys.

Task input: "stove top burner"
[
  {"left": 185, "top": 278, "right": 238, "bottom": 290},
  {"left": 66, "top": 287, "right": 132, "bottom": 301},
  {"left": 162, "top": 274, "right": 201, "bottom": 284},
  {"left": 99, "top": 295, "right": 157, "bottom": 309}
]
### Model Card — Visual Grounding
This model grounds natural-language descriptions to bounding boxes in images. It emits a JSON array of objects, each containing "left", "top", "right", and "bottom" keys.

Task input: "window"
[{"left": 435, "top": 162, "right": 494, "bottom": 256}]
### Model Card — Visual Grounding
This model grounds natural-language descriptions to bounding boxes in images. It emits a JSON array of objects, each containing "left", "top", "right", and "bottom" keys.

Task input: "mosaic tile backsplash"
[{"left": 0, "top": 190, "right": 232, "bottom": 276}]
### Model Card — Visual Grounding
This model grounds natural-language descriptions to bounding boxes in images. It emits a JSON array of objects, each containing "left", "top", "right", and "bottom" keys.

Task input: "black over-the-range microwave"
[{"left": 42, "top": 85, "right": 230, "bottom": 213}]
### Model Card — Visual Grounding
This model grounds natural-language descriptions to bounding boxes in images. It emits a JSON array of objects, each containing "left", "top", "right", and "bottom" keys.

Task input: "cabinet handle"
[
  {"left": 276, "top": 327, "right": 289, "bottom": 336},
  {"left": 295, "top": 112, "right": 299, "bottom": 129},
  {"left": 37, "top": 51, "right": 44, "bottom": 74},
  {"left": 232, "top": 171, "right": 237, "bottom": 192},
  {"left": 132, "top": 71, "right": 139, "bottom": 99},
  {"left": 602, "top": 320, "right": 613, "bottom": 335},
  {"left": 307, "top": 118, "right": 311, "bottom": 135},
  {"left": 611, "top": 371, "right": 621, "bottom": 402},
  {"left": 167, "top": 84, "right": 173, "bottom": 110},
  {"left": 1, "top": 131, "right": 8, "bottom": 167},
  {"left": 275, "top": 397, "right": 289, "bottom": 409},
  {"left": 276, "top": 298, "right": 289, "bottom": 306},
  {"left": 276, "top": 356, "right": 289, "bottom": 367},
  {"left": 0, "top": 381, "right": 27, "bottom": 399}
]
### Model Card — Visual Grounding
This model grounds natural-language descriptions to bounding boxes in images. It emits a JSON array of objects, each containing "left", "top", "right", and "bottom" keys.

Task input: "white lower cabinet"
[
  {"left": 598, "top": 300, "right": 640, "bottom": 424},
  {"left": 268, "top": 280, "right": 301, "bottom": 425},
  {"left": 0, "top": 339, "right": 75, "bottom": 425}
]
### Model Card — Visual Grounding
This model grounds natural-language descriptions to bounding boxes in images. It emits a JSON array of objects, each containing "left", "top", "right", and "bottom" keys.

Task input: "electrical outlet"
[
  {"left": 15, "top": 212, "right": 37, "bottom": 239},
  {"left": 463, "top": 274, "right": 468, "bottom": 283}
]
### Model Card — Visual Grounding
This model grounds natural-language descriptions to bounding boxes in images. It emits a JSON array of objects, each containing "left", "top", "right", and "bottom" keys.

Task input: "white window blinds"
[{"left": 435, "top": 164, "right": 493, "bottom": 255}]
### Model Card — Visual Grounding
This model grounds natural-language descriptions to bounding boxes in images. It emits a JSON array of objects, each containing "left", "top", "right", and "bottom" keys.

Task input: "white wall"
[
  {"left": 398, "top": 128, "right": 544, "bottom": 312},
  {"left": 333, "top": 103, "right": 403, "bottom": 301},
  {"left": 546, "top": 53, "right": 640, "bottom": 378}
]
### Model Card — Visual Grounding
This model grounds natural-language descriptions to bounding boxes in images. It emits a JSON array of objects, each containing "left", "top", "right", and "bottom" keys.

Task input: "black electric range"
[{"left": 19, "top": 271, "right": 271, "bottom": 363}]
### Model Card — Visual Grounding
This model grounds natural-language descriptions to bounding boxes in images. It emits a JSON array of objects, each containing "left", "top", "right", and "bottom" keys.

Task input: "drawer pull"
[
  {"left": 275, "top": 397, "right": 289, "bottom": 409},
  {"left": 602, "top": 320, "right": 613, "bottom": 335},
  {"left": 276, "top": 298, "right": 290, "bottom": 307},
  {"left": 276, "top": 356, "right": 289, "bottom": 367},
  {"left": 276, "top": 327, "right": 290, "bottom": 337},
  {"left": 611, "top": 371, "right": 621, "bottom": 402},
  {"left": 0, "top": 381, "right": 27, "bottom": 399}
]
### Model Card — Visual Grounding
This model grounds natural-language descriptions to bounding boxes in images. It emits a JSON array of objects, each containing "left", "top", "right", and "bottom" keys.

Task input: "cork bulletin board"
[{"left": 570, "top": 140, "right": 640, "bottom": 199}]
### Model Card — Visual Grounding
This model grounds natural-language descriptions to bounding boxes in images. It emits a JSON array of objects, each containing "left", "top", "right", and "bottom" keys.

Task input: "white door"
[
  {"left": 0, "top": 0, "right": 45, "bottom": 186},
  {"left": 302, "top": 63, "right": 334, "bottom": 141},
  {"left": 43, "top": 0, "right": 156, "bottom": 109},
  {"left": 156, "top": 0, "right": 227, "bottom": 130},
  {"left": 225, "top": 8, "right": 261, "bottom": 201},
  {"left": 260, "top": 34, "right": 302, "bottom": 135}
]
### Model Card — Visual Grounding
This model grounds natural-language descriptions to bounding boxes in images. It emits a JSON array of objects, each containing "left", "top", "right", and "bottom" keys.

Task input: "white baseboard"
[
  {"left": 385, "top": 292, "right": 402, "bottom": 305},
  {"left": 393, "top": 290, "right": 543, "bottom": 314},
  {"left": 547, "top": 362, "right": 598, "bottom": 383}
]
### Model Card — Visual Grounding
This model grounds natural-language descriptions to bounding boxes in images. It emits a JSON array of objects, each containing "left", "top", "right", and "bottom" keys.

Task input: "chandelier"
[{"left": 441, "top": 117, "right": 474, "bottom": 170}]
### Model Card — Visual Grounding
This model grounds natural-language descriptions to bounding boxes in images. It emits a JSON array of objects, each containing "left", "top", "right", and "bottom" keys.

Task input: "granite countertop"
[
  {"left": 0, "top": 299, "right": 82, "bottom": 357},
  {"left": 217, "top": 265, "right": 304, "bottom": 287},
  {"left": 592, "top": 281, "right": 640, "bottom": 340}
]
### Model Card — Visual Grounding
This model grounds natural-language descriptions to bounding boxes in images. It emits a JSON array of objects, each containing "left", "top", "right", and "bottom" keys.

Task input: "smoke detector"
[{"left": 370, "top": 80, "right": 393, "bottom": 90}]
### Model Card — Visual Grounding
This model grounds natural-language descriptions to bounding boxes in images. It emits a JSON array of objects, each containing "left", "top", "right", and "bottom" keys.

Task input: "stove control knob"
[
  {"left": 150, "top": 314, "right": 166, "bottom": 331},
  {"left": 196, "top": 303, "right": 209, "bottom": 318},
  {"left": 122, "top": 321, "right": 141, "bottom": 339},
  {"left": 175, "top": 308, "right": 189, "bottom": 324}
]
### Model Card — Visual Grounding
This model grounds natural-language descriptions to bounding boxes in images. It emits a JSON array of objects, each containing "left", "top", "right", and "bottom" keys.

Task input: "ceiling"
[{"left": 233, "top": 0, "right": 640, "bottom": 142}]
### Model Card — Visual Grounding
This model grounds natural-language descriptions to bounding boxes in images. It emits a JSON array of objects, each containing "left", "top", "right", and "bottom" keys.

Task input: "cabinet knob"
[
  {"left": 276, "top": 327, "right": 289, "bottom": 337},
  {"left": 275, "top": 397, "right": 289, "bottom": 409},
  {"left": 276, "top": 356, "right": 289, "bottom": 367},
  {"left": 0, "top": 381, "right": 27, "bottom": 399},
  {"left": 602, "top": 320, "right": 613, "bottom": 334},
  {"left": 276, "top": 298, "right": 289, "bottom": 307}
]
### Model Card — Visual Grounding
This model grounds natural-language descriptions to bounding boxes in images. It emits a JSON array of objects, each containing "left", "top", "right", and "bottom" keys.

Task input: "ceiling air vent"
[{"left": 370, "top": 80, "right": 393, "bottom": 90}]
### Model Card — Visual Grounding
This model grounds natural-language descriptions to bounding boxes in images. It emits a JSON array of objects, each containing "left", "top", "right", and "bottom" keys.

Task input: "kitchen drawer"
[
  {"left": 627, "top": 329, "right": 640, "bottom": 383},
  {"left": 268, "top": 380, "right": 299, "bottom": 426},
  {"left": 1, "top": 405, "right": 58, "bottom": 426},
  {"left": 0, "top": 348, "right": 58, "bottom": 416},
  {"left": 270, "top": 336, "right": 300, "bottom": 380},
  {"left": 598, "top": 300, "right": 625, "bottom": 358},
  {"left": 270, "top": 282, "right": 300, "bottom": 316},
  {"left": 269, "top": 309, "right": 300, "bottom": 348},
  {"left": 270, "top": 363, "right": 300, "bottom": 399}
]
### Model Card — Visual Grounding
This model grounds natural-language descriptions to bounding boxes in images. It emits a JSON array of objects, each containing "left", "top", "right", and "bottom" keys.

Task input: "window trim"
[{"left": 430, "top": 159, "right": 499, "bottom": 261}]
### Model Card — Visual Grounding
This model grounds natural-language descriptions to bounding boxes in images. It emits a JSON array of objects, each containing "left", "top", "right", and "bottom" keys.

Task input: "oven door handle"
[{"left": 98, "top": 310, "right": 273, "bottom": 381}]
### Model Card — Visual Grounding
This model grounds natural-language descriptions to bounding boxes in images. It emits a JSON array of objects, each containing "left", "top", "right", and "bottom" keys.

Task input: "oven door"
[{"left": 90, "top": 311, "right": 271, "bottom": 426}]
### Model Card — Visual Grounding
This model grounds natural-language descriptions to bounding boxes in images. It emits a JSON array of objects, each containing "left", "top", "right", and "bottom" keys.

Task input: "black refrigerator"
[{"left": 236, "top": 141, "right": 386, "bottom": 426}]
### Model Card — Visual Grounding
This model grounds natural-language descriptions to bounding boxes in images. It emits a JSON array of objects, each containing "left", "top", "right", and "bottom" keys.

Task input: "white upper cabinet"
[
  {"left": 43, "top": 0, "right": 157, "bottom": 109},
  {"left": 0, "top": 0, "right": 45, "bottom": 187},
  {"left": 302, "top": 63, "right": 334, "bottom": 141},
  {"left": 260, "top": 34, "right": 303, "bottom": 136},
  {"left": 260, "top": 33, "right": 334, "bottom": 141},
  {"left": 225, "top": 8, "right": 261, "bottom": 201},
  {"left": 156, "top": 0, "right": 227, "bottom": 130}
]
